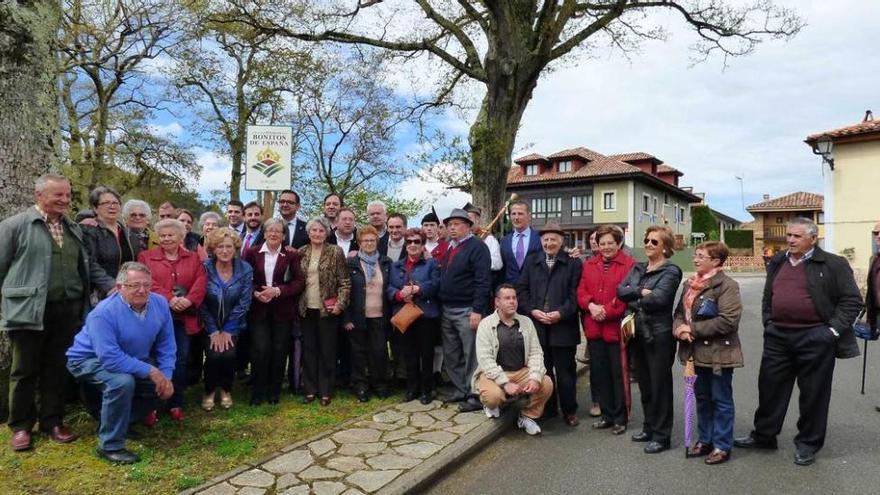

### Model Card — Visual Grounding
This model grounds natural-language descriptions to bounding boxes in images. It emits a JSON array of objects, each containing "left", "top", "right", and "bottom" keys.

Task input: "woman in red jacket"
[
  {"left": 577, "top": 225, "right": 634, "bottom": 434},
  {"left": 138, "top": 218, "right": 207, "bottom": 422}
]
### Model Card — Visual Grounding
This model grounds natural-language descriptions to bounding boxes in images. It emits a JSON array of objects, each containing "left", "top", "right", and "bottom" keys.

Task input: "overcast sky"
[{"left": 186, "top": 1, "right": 878, "bottom": 224}]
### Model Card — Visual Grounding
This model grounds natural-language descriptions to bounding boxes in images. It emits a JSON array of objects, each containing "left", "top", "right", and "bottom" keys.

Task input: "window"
[
  {"left": 525, "top": 164, "right": 539, "bottom": 175},
  {"left": 817, "top": 212, "right": 825, "bottom": 224},
  {"left": 531, "top": 197, "right": 562, "bottom": 218},
  {"left": 664, "top": 194, "right": 669, "bottom": 206},
  {"left": 602, "top": 191, "right": 616, "bottom": 211},
  {"left": 558, "top": 160, "right": 572, "bottom": 173},
  {"left": 673, "top": 203, "right": 679, "bottom": 224},
  {"left": 642, "top": 194, "right": 650, "bottom": 214},
  {"left": 678, "top": 207, "right": 686, "bottom": 223},
  {"left": 652, "top": 197, "right": 658, "bottom": 215},
  {"left": 571, "top": 194, "right": 593, "bottom": 217}
]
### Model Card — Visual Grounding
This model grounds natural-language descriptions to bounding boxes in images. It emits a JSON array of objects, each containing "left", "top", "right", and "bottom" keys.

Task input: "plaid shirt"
[{"left": 35, "top": 205, "right": 65, "bottom": 247}]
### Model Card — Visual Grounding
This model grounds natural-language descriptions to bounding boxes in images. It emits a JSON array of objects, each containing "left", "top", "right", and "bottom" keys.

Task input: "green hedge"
[
  {"left": 724, "top": 229, "right": 754, "bottom": 249},
  {"left": 691, "top": 205, "right": 719, "bottom": 241}
]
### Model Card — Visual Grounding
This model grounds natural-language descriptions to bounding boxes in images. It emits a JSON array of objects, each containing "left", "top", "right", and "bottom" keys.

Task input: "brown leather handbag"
[{"left": 391, "top": 302, "right": 424, "bottom": 334}]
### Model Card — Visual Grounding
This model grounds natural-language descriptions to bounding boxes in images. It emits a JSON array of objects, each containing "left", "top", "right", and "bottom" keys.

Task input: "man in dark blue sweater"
[
  {"left": 67, "top": 262, "right": 176, "bottom": 464},
  {"left": 438, "top": 208, "right": 491, "bottom": 411}
]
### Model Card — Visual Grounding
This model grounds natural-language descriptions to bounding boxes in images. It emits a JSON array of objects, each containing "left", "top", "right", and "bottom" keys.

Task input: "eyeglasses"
[
  {"left": 693, "top": 254, "right": 716, "bottom": 261},
  {"left": 129, "top": 213, "right": 147, "bottom": 218},
  {"left": 98, "top": 200, "right": 120, "bottom": 207},
  {"left": 278, "top": 200, "right": 298, "bottom": 205},
  {"left": 122, "top": 282, "right": 151, "bottom": 290},
  {"left": 873, "top": 231, "right": 880, "bottom": 237},
  {"left": 405, "top": 239, "right": 422, "bottom": 245},
  {"left": 644, "top": 238, "right": 659, "bottom": 246}
]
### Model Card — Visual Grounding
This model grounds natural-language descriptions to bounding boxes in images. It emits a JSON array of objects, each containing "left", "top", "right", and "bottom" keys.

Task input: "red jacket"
[
  {"left": 429, "top": 239, "right": 449, "bottom": 261},
  {"left": 138, "top": 246, "right": 207, "bottom": 335},
  {"left": 242, "top": 243, "right": 305, "bottom": 322},
  {"left": 577, "top": 250, "right": 634, "bottom": 343}
]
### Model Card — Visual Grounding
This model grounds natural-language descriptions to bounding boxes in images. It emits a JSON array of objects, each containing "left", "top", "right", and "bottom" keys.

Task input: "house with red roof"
[
  {"left": 746, "top": 192, "right": 824, "bottom": 256},
  {"left": 506, "top": 147, "right": 701, "bottom": 250}
]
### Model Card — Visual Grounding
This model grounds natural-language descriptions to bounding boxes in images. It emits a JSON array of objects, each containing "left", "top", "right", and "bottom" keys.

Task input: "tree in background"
[
  {"left": 223, "top": 0, "right": 802, "bottom": 220},
  {"left": 0, "top": 0, "right": 64, "bottom": 423}
]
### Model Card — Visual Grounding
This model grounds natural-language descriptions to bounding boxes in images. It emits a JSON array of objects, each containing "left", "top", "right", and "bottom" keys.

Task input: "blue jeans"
[
  {"left": 67, "top": 358, "right": 157, "bottom": 451},
  {"left": 170, "top": 320, "right": 190, "bottom": 408},
  {"left": 695, "top": 366, "right": 735, "bottom": 452}
]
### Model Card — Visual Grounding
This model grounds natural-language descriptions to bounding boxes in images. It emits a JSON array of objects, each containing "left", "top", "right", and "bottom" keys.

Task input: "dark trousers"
[
  {"left": 631, "top": 331, "right": 676, "bottom": 443},
  {"left": 250, "top": 319, "right": 292, "bottom": 400},
  {"left": 235, "top": 326, "right": 251, "bottom": 374},
  {"left": 390, "top": 325, "right": 406, "bottom": 382},
  {"left": 751, "top": 324, "right": 836, "bottom": 453},
  {"left": 336, "top": 322, "right": 352, "bottom": 389},
  {"left": 403, "top": 318, "right": 438, "bottom": 396},
  {"left": 301, "top": 310, "right": 339, "bottom": 398},
  {"left": 588, "top": 339, "right": 627, "bottom": 426},
  {"left": 187, "top": 332, "right": 205, "bottom": 386},
  {"left": 203, "top": 333, "right": 237, "bottom": 393},
  {"left": 169, "top": 321, "right": 190, "bottom": 409},
  {"left": 696, "top": 367, "right": 735, "bottom": 452},
  {"left": 7, "top": 301, "right": 82, "bottom": 432},
  {"left": 550, "top": 345, "right": 578, "bottom": 415},
  {"left": 350, "top": 317, "right": 389, "bottom": 394},
  {"left": 287, "top": 321, "right": 302, "bottom": 391}
]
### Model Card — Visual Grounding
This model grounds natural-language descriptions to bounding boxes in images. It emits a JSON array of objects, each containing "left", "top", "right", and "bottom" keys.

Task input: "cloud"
[
  {"left": 147, "top": 121, "right": 184, "bottom": 138},
  {"left": 393, "top": 172, "right": 470, "bottom": 226}
]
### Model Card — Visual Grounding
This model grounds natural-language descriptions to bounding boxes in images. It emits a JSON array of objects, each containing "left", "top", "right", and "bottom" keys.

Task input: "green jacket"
[{"left": 0, "top": 206, "right": 113, "bottom": 331}]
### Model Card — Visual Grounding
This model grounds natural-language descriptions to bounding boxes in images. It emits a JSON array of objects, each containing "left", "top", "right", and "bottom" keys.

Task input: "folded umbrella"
[{"left": 683, "top": 358, "right": 697, "bottom": 457}]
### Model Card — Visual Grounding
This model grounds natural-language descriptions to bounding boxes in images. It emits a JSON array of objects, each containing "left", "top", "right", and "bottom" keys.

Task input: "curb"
[{"left": 384, "top": 355, "right": 591, "bottom": 495}]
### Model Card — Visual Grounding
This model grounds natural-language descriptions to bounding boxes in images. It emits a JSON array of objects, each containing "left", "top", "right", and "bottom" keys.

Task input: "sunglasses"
[
  {"left": 873, "top": 231, "right": 880, "bottom": 236},
  {"left": 644, "top": 238, "right": 660, "bottom": 246},
  {"left": 405, "top": 239, "right": 422, "bottom": 245}
]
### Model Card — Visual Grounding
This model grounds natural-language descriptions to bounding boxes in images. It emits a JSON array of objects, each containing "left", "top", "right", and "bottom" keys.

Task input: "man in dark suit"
[
  {"left": 368, "top": 201, "right": 389, "bottom": 251},
  {"left": 278, "top": 190, "right": 308, "bottom": 249},
  {"left": 382, "top": 213, "right": 407, "bottom": 262},
  {"left": 500, "top": 200, "right": 542, "bottom": 284},
  {"left": 734, "top": 217, "right": 862, "bottom": 466},
  {"left": 240, "top": 201, "right": 264, "bottom": 253}
]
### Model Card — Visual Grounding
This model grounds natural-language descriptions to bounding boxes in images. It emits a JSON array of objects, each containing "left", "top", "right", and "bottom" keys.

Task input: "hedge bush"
[{"left": 725, "top": 229, "right": 754, "bottom": 249}]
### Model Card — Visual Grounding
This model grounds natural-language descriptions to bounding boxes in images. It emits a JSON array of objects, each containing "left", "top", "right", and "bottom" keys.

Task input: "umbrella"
[
  {"left": 853, "top": 310, "right": 878, "bottom": 395},
  {"left": 683, "top": 358, "right": 697, "bottom": 458}
]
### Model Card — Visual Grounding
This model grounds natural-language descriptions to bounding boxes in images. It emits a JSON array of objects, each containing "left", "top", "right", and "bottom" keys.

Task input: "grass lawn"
[{"left": 0, "top": 385, "right": 397, "bottom": 494}]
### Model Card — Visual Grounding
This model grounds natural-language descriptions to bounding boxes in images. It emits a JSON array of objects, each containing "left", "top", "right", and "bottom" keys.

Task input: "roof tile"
[
  {"left": 746, "top": 191, "right": 823, "bottom": 211},
  {"left": 806, "top": 116, "right": 880, "bottom": 141}
]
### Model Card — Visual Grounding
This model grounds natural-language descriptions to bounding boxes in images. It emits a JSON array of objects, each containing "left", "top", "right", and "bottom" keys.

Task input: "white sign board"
[{"left": 245, "top": 125, "right": 292, "bottom": 191}]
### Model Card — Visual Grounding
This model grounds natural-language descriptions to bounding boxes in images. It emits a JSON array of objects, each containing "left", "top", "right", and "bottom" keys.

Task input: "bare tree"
[{"left": 221, "top": 0, "right": 802, "bottom": 217}]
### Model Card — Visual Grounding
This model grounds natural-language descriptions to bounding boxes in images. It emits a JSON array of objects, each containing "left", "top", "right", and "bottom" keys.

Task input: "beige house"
[
  {"left": 746, "top": 192, "right": 824, "bottom": 256},
  {"left": 805, "top": 111, "right": 880, "bottom": 271}
]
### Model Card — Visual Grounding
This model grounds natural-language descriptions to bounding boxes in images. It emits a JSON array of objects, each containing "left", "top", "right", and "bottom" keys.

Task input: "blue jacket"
[
  {"left": 438, "top": 236, "right": 491, "bottom": 314},
  {"left": 500, "top": 227, "right": 542, "bottom": 284},
  {"left": 200, "top": 257, "right": 253, "bottom": 336},
  {"left": 387, "top": 256, "right": 441, "bottom": 319},
  {"left": 66, "top": 292, "right": 177, "bottom": 379}
]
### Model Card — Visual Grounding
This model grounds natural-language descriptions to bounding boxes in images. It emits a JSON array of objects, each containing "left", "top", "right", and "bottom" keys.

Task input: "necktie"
[
  {"left": 243, "top": 232, "right": 253, "bottom": 253},
  {"left": 515, "top": 233, "right": 525, "bottom": 268}
]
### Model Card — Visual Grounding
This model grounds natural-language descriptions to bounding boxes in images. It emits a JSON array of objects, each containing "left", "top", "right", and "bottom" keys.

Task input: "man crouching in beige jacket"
[{"left": 472, "top": 284, "right": 553, "bottom": 435}]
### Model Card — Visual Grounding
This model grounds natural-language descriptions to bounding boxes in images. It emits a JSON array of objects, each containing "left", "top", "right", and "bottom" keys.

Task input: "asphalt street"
[{"left": 428, "top": 276, "right": 880, "bottom": 495}]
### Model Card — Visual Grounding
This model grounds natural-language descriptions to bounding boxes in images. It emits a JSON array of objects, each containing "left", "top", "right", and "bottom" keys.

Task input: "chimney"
[{"left": 763, "top": 194, "right": 770, "bottom": 200}]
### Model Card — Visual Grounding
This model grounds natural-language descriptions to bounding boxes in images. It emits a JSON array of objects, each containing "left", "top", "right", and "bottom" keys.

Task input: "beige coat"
[
  {"left": 673, "top": 271, "right": 744, "bottom": 372},
  {"left": 298, "top": 244, "right": 351, "bottom": 318},
  {"left": 471, "top": 311, "right": 546, "bottom": 393}
]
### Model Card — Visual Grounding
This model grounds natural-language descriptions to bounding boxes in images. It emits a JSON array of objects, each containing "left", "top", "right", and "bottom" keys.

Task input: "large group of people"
[{"left": 0, "top": 173, "right": 873, "bottom": 469}]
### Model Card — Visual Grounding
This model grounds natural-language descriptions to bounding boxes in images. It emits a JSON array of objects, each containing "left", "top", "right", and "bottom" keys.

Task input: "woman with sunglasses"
[
  {"left": 388, "top": 228, "right": 441, "bottom": 404},
  {"left": 617, "top": 225, "right": 682, "bottom": 454},
  {"left": 673, "top": 241, "right": 742, "bottom": 464}
]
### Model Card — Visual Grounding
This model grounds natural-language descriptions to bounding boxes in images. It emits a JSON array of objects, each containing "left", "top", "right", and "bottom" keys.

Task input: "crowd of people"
[{"left": 0, "top": 173, "right": 874, "bottom": 468}]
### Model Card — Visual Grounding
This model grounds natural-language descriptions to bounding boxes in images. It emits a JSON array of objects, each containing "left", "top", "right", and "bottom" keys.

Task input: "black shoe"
[
  {"left": 375, "top": 389, "right": 390, "bottom": 400},
  {"left": 442, "top": 394, "right": 466, "bottom": 404},
  {"left": 125, "top": 427, "right": 144, "bottom": 440},
  {"left": 541, "top": 408, "right": 559, "bottom": 420},
  {"left": 592, "top": 419, "right": 613, "bottom": 429},
  {"left": 733, "top": 435, "right": 777, "bottom": 450},
  {"left": 268, "top": 394, "right": 280, "bottom": 405},
  {"left": 419, "top": 393, "right": 434, "bottom": 405},
  {"left": 357, "top": 390, "right": 370, "bottom": 403},
  {"left": 404, "top": 391, "right": 418, "bottom": 402},
  {"left": 644, "top": 440, "right": 670, "bottom": 454},
  {"left": 97, "top": 448, "right": 140, "bottom": 464},
  {"left": 794, "top": 450, "right": 816, "bottom": 466},
  {"left": 302, "top": 395, "right": 316, "bottom": 404},
  {"left": 631, "top": 431, "right": 652, "bottom": 442},
  {"left": 249, "top": 395, "right": 265, "bottom": 406},
  {"left": 458, "top": 397, "right": 482, "bottom": 413}
]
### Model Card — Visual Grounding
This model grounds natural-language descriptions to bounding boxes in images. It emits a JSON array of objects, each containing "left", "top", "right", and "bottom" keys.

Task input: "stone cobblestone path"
[{"left": 190, "top": 400, "right": 490, "bottom": 495}]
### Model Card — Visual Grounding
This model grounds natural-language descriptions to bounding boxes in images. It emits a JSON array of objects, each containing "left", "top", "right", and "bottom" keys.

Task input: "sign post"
[{"left": 245, "top": 125, "right": 293, "bottom": 212}]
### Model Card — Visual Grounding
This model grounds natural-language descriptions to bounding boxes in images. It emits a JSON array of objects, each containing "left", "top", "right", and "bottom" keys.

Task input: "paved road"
[{"left": 428, "top": 276, "right": 880, "bottom": 495}]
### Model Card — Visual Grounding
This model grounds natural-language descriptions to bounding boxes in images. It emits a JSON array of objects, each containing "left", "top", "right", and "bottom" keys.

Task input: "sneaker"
[
  {"left": 219, "top": 390, "right": 234, "bottom": 409},
  {"left": 517, "top": 415, "right": 542, "bottom": 435},
  {"left": 168, "top": 407, "right": 185, "bottom": 422},
  {"left": 201, "top": 393, "right": 215, "bottom": 412},
  {"left": 484, "top": 406, "right": 500, "bottom": 418}
]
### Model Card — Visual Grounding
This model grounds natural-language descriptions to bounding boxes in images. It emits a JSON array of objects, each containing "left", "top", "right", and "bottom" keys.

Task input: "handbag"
[
  {"left": 391, "top": 302, "right": 424, "bottom": 334},
  {"left": 853, "top": 309, "right": 879, "bottom": 341},
  {"left": 695, "top": 297, "right": 719, "bottom": 319},
  {"left": 620, "top": 312, "right": 636, "bottom": 344}
]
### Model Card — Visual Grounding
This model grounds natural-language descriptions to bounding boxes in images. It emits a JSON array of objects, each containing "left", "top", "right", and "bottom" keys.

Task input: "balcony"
[{"left": 763, "top": 224, "right": 787, "bottom": 241}]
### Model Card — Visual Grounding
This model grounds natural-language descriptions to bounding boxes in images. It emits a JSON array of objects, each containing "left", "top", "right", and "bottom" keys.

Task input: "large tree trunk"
[
  {"left": 229, "top": 135, "right": 244, "bottom": 201},
  {"left": 0, "top": 0, "right": 62, "bottom": 423}
]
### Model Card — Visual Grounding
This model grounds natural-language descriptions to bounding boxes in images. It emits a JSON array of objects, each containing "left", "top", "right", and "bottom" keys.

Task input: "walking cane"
[
  {"left": 862, "top": 339, "right": 868, "bottom": 395},
  {"left": 853, "top": 309, "right": 876, "bottom": 395}
]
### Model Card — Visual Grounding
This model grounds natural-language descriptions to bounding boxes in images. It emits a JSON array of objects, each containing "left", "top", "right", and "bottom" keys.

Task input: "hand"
[
  {"left": 148, "top": 367, "right": 174, "bottom": 400},
  {"left": 343, "top": 322, "right": 354, "bottom": 331},
  {"left": 588, "top": 303, "right": 606, "bottom": 321},
  {"left": 567, "top": 246, "right": 582, "bottom": 258},
  {"left": 330, "top": 303, "right": 343, "bottom": 315},
  {"left": 400, "top": 285, "right": 413, "bottom": 298},
  {"left": 209, "top": 332, "right": 234, "bottom": 352},
  {"left": 673, "top": 324, "right": 691, "bottom": 339},
  {"left": 546, "top": 311, "right": 561, "bottom": 324},
  {"left": 531, "top": 309, "right": 549, "bottom": 324},
  {"left": 679, "top": 331, "right": 694, "bottom": 343},
  {"left": 640, "top": 288, "right": 653, "bottom": 297},
  {"left": 79, "top": 217, "right": 98, "bottom": 227},
  {"left": 503, "top": 381, "right": 521, "bottom": 396},
  {"left": 469, "top": 312, "right": 482, "bottom": 331},
  {"left": 521, "top": 379, "right": 541, "bottom": 394},
  {"left": 347, "top": 250, "right": 358, "bottom": 258},
  {"left": 403, "top": 294, "right": 414, "bottom": 303}
]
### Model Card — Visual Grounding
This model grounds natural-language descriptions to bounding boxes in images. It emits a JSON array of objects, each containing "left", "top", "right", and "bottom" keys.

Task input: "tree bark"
[{"left": 0, "top": 0, "right": 63, "bottom": 423}]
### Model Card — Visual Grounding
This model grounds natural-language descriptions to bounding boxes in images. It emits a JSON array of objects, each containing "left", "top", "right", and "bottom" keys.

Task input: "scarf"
[
  {"left": 683, "top": 268, "right": 722, "bottom": 324},
  {"left": 358, "top": 250, "right": 379, "bottom": 280}
]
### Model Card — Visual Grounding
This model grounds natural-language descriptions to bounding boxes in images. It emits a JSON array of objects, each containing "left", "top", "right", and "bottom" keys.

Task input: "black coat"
[
  {"left": 343, "top": 254, "right": 392, "bottom": 329},
  {"left": 282, "top": 217, "right": 309, "bottom": 249},
  {"left": 763, "top": 247, "right": 863, "bottom": 359},
  {"left": 618, "top": 261, "right": 683, "bottom": 342},
  {"left": 515, "top": 251, "right": 583, "bottom": 347},
  {"left": 866, "top": 255, "right": 880, "bottom": 330},
  {"left": 82, "top": 222, "right": 135, "bottom": 293}
]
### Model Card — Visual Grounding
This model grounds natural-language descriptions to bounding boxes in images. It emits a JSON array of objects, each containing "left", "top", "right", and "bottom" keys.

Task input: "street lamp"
[{"left": 811, "top": 134, "right": 835, "bottom": 170}]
